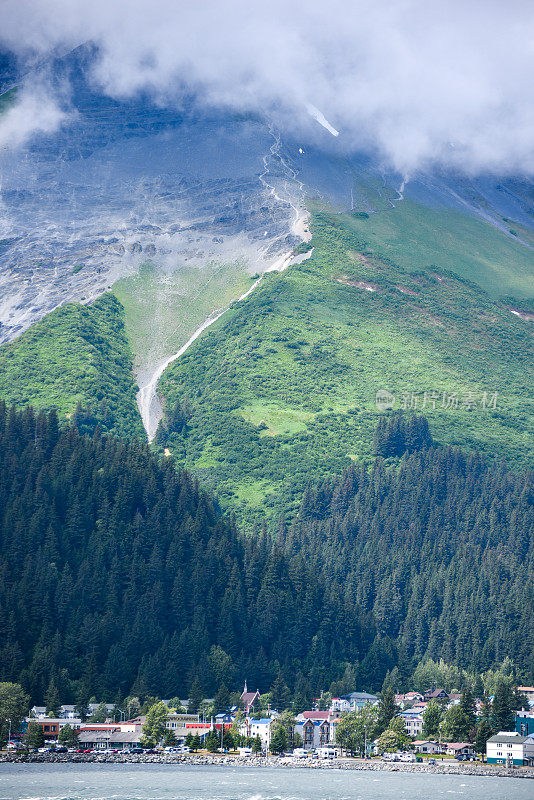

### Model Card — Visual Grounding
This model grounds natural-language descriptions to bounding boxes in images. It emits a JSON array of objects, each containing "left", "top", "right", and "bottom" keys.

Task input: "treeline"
[{"left": 0, "top": 405, "right": 532, "bottom": 705}]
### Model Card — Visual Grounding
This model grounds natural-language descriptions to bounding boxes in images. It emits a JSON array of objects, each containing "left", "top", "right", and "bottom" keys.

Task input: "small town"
[{"left": 2, "top": 680, "right": 534, "bottom": 773}]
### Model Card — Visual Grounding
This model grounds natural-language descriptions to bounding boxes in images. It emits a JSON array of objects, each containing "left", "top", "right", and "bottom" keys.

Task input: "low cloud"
[
  {"left": 1, "top": 0, "right": 534, "bottom": 173},
  {"left": 0, "top": 82, "right": 72, "bottom": 150}
]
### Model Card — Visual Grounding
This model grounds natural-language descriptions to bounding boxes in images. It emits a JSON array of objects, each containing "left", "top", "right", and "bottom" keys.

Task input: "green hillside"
[
  {"left": 157, "top": 211, "right": 534, "bottom": 526},
  {"left": 341, "top": 198, "right": 534, "bottom": 299},
  {"left": 0, "top": 295, "right": 143, "bottom": 438}
]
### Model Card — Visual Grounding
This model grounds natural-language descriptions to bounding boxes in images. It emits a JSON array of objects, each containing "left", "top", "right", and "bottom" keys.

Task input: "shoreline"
[{"left": 1, "top": 752, "right": 533, "bottom": 779}]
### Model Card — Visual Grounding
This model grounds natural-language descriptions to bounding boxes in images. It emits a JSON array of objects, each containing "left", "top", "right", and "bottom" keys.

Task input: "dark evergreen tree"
[
  {"left": 213, "top": 685, "right": 231, "bottom": 716},
  {"left": 491, "top": 681, "right": 514, "bottom": 732},
  {"left": 376, "top": 687, "right": 398, "bottom": 735}
]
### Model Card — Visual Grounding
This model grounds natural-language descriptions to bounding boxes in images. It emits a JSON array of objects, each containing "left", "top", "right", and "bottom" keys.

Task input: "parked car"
[
  {"left": 416, "top": 756, "right": 423, "bottom": 763},
  {"left": 130, "top": 748, "right": 144, "bottom": 754},
  {"left": 55, "top": 746, "right": 67, "bottom": 753},
  {"left": 428, "top": 758, "right": 436, "bottom": 764},
  {"left": 400, "top": 753, "right": 416, "bottom": 762}
]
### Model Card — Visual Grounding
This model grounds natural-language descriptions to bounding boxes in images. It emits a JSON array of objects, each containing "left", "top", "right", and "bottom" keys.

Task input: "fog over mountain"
[{"left": 2, "top": 0, "right": 534, "bottom": 174}]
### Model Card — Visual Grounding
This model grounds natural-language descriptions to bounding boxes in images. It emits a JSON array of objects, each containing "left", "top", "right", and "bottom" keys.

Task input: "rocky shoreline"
[{"left": 1, "top": 752, "right": 533, "bottom": 779}]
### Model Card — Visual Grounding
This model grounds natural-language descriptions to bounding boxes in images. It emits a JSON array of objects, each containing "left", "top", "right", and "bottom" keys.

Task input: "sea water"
[{"left": 0, "top": 764, "right": 530, "bottom": 800}]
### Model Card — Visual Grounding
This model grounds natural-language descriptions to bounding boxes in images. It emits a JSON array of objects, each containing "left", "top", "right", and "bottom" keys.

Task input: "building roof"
[
  {"left": 242, "top": 691, "right": 260, "bottom": 708},
  {"left": 342, "top": 692, "right": 377, "bottom": 701},
  {"left": 447, "top": 742, "right": 473, "bottom": 750},
  {"left": 518, "top": 686, "right": 534, "bottom": 692},
  {"left": 488, "top": 734, "right": 527, "bottom": 744},
  {"left": 78, "top": 730, "right": 140, "bottom": 744},
  {"left": 299, "top": 711, "right": 330, "bottom": 720}
]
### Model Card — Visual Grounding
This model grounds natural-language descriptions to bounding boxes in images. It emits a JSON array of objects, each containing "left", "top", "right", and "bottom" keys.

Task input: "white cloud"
[
  {"left": 1, "top": 0, "right": 534, "bottom": 173},
  {"left": 0, "top": 83, "right": 72, "bottom": 150}
]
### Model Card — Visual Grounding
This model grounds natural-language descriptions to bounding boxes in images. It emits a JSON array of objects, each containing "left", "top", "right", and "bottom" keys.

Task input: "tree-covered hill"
[
  {"left": 0, "top": 405, "right": 531, "bottom": 703},
  {"left": 289, "top": 446, "right": 534, "bottom": 681},
  {"left": 156, "top": 212, "right": 534, "bottom": 526},
  {"left": 0, "top": 295, "right": 143, "bottom": 439},
  {"left": 0, "top": 404, "right": 372, "bottom": 702}
]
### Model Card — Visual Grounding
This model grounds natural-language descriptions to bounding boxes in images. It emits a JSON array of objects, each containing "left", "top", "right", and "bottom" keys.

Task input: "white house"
[
  {"left": 413, "top": 740, "right": 442, "bottom": 754},
  {"left": 240, "top": 717, "right": 276, "bottom": 751},
  {"left": 486, "top": 732, "right": 534, "bottom": 766},
  {"left": 399, "top": 710, "right": 423, "bottom": 737},
  {"left": 330, "top": 698, "right": 351, "bottom": 714}
]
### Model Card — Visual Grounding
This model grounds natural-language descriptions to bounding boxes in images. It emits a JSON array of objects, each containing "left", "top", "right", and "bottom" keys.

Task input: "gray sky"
[{"left": 1, "top": 0, "right": 534, "bottom": 174}]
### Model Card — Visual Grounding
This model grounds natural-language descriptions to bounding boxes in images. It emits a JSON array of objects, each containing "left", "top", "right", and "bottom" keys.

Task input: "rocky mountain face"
[{"left": 1, "top": 45, "right": 533, "bottom": 350}]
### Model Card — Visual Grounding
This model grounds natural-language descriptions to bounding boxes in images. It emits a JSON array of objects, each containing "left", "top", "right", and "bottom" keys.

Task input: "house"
[
  {"left": 29, "top": 706, "right": 47, "bottom": 719},
  {"left": 295, "top": 712, "right": 332, "bottom": 751},
  {"left": 395, "top": 692, "right": 424, "bottom": 708},
  {"left": 424, "top": 689, "right": 450, "bottom": 703},
  {"left": 399, "top": 709, "right": 423, "bottom": 737},
  {"left": 241, "top": 682, "right": 261, "bottom": 714},
  {"left": 240, "top": 717, "right": 276, "bottom": 751},
  {"left": 340, "top": 692, "right": 378, "bottom": 711},
  {"left": 445, "top": 742, "right": 474, "bottom": 757},
  {"left": 330, "top": 697, "right": 351, "bottom": 714},
  {"left": 515, "top": 712, "right": 534, "bottom": 737},
  {"left": 413, "top": 740, "right": 442, "bottom": 754},
  {"left": 59, "top": 705, "right": 78, "bottom": 719},
  {"left": 486, "top": 732, "right": 534, "bottom": 766},
  {"left": 518, "top": 687, "right": 534, "bottom": 708}
]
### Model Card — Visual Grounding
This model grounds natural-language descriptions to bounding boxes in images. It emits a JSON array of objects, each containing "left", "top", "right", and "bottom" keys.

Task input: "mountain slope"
[
  {"left": 0, "top": 294, "right": 143, "bottom": 438},
  {"left": 156, "top": 211, "right": 533, "bottom": 524},
  {"left": 0, "top": 406, "right": 531, "bottom": 702}
]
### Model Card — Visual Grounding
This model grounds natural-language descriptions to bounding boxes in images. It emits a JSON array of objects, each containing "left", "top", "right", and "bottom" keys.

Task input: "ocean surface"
[{"left": 0, "top": 764, "right": 531, "bottom": 800}]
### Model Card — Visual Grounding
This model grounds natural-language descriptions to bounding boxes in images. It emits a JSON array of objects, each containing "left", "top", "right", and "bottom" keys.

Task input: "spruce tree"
[
  {"left": 376, "top": 687, "right": 398, "bottom": 735},
  {"left": 491, "top": 681, "right": 514, "bottom": 732}
]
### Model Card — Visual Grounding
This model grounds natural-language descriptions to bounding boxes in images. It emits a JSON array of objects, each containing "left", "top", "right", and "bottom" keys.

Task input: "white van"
[
  {"left": 292, "top": 748, "right": 308, "bottom": 758},
  {"left": 238, "top": 747, "right": 252, "bottom": 757}
]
